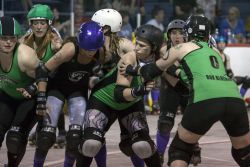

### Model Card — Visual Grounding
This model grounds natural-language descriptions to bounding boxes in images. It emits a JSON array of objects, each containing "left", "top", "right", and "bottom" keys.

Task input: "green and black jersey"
[
  {"left": 92, "top": 67, "right": 143, "bottom": 110},
  {"left": 179, "top": 41, "right": 241, "bottom": 103},
  {"left": 0, "top": 45, "right": 34, "bottom": 99}
]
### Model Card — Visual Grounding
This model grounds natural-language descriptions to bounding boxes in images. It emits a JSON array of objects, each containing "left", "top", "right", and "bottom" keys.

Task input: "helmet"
[
  {"left": 0, "top": 16, "right": 22, "bottom": 36},
  {"left": 136, "top": 25, "right": 164, "bottom": 51},
  {"left": 91, "top": 9, "right": 122, "bottom": 33},
  {"left": 216, "top": 35, "right": 227, "bottom": 43},
  {"left": 27, "top": 4, "right": 53, "bottom": 25},
  {"left": 78, "top": 21, "right": 104, "bottom": 51},
  {"left": 167, "top": 19, "right": 185, "bottom": 35},
  {"left": 184, "top": 15, "right": 210, "bottom": 41}
]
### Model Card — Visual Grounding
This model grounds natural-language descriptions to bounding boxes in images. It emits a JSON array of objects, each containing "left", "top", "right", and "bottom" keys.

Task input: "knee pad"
[
  {"left": 168, "top": 133, "right": 195, "bottom": 165},
  {"left": 80, "top": 127, "right": 104, "bottom": 157},
  {"left": 66, "top": 124, "right": 82, "bottom": 153},
  {"left": 131, "top": 130, "right": 155, "bottom": 159},
  {"left": 157, "top": 117, "right": 174, "bottom": 134},
  {"left": 36, "top": 126, "right": 56, "bottom": 151},
  {"left": 231, "top": 145, "right": 250, "bottom": 167},
  {"left": 119, "top": 136, "right": 134, "bottom": 156},
  {"left": 6, "top": 126, "right": 27, "bottom": 154}
]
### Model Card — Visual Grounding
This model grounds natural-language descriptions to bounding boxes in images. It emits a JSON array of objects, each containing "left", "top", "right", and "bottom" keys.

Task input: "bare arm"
[
  {"left": 45, "top": 42, "right": 75, "bottom": 72},
  {"left": 18, "top": 44, "right": 39, "bottom": 78},
  {"left": 116, "top": 52, "right": 137, "bottom": 101}
]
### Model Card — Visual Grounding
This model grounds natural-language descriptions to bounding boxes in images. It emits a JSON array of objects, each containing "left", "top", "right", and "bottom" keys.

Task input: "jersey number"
[{"left": 209, "top": 56, "right": 219, "bottom": 69}]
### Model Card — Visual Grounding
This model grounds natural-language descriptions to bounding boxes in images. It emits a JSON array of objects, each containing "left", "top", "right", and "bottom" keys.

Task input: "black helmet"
[
  {"left": 167, "top": 19, "right": 185, "bottom": 35},
  {"left": 135, "top": 24, "right": 163, "bottom": 51},
  {"left": 184, "top": 15, "right": 210, "bottom": 41}
]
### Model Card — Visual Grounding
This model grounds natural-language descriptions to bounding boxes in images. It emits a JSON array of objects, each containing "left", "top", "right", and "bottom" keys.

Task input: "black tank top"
[{"left": 48, "top": 37, "right": 100, "bottom": 97}]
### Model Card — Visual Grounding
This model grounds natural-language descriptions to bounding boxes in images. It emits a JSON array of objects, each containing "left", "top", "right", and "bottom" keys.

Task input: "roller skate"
[
  {"left": 54, "top": 133, "right": 66, "bottom": 149},
  {"left": 28, "top": 132, "right": 36, "bottom": 146},
  {"left": 190, "top": 144, "right": 201, "bottom": 166}
]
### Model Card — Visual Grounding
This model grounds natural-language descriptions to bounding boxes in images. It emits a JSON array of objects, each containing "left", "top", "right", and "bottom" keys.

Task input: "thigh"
[
  {"left": 13, "top": 99, "right": 37, "bottom": 134},
  {"left": 67, "top": 92, "right": 87, "bottom": 126},
  {"left": 0, "top": 101, "right": 14, "bottom": 134},
  {"left": 84, "top": 96, "right": 114, "bottom": 132},
  {"left": 119, "top": 101, "right": 149, "bottom": 134},
  {"left": 46, "top": 90, "right": 65, "bottom": 127},
  {"left": 160, "top": 86, "right": 181, "bottom": 118},
  {"left": 221, "top": 98, "right": 249, "bottom": 137},
  {"left": 181, "top": 99, "right": 224, "bottom": 135}
]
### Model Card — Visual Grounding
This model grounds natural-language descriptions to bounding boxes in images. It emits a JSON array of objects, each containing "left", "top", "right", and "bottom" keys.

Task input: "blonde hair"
[
  {"left": 23, "top": 27, "right": 59, "bottom": 58},
  {"left": 109, "top": 33, "right": 122, "bottom": 53},
  {"left": 229, "top": 6, "right": 240, "bottom": 18}
]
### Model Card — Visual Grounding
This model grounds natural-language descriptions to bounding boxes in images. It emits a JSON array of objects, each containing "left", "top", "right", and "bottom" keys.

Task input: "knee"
[
  {"left": 157, "top": 116, "right": 174, "bottom": 134},
  {"left": 231, "top": 145, "right": 250, "bottom": 167},
  {"left": 168, "top": 133, "right": 195, "bottom": 165},
  {"left": 6, "top": 126, "right": 27, "bottom": 154},
  {"left": 66, "top": 124, "right": 82, "bottom": 153},
  {"left": 80, "top": 127, "right": 104, "bottom": 157},
  {"left": 131, "top": 130, "right": 156, "bottom": 159},
  {"left": 36, "top": 126, "right": 56, "bottom": 152}
]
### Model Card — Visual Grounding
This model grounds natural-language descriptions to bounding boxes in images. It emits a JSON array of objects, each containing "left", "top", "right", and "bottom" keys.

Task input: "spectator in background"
[
  {"left": 21, "top": 0, "right": 33, "bottom": 12},
  {"left": 118, "top": 10, "right": 133, "bottom": 40},
  {"left": 244, "top": 16, "right": 250, "bottom": 43},
  {"left": 52, "top": 8, "right": 70, "bottom": 39},
  {"left": 112, "top": 0, "right": 145, "bottom": 29},
  {"left": 196, "top": 0, "right": 216, "bottom": 24},
  {"left": 219, "top": 6, "right": 246, "bottom": 43},
  {"left": 146, "top": 5, "right": 165, "bottom": 32},
  {"left": 172, "top": 0, "right": 197, "bottom": 20}
]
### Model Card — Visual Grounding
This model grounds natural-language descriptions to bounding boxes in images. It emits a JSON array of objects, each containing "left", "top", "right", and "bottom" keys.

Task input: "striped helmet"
[{"left": 0, "top": 16, "right": 22, "bottom": 36}]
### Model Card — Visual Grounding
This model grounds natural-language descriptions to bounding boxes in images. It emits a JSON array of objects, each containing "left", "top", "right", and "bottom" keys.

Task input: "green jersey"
[
  {"left": 179, "top": 41, "right": 241, "bottom": 103},
  {"left": 39, "top": 42, "right": 54, "bottom": 63},
  {"left": 93, "top": 67, "right": 143, "bottom": 110},
  {"left": 0, "top": 45, "right": 34, "bottom": 99}
]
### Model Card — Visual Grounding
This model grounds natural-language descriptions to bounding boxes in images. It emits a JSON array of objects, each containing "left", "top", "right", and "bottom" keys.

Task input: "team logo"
[{"left": 68, "top": 71, "right": 88, "bottom": 82}]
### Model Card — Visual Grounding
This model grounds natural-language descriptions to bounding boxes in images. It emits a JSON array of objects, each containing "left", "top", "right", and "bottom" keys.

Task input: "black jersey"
[{"left": 48, "top": 37, "right": 99, "bottom": 97}]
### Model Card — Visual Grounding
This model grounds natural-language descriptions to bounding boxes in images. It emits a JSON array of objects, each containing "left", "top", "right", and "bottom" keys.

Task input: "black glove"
[
  {"left": 131, "top": 84, "right": 149, "bottom": 98},
  {"left": 242, "top": 76, "right": 250, "bottom": 89},
  {"left": 166, "top": 64, "right": 179, "bottom": 78},
  {"left": 36, "top": 91, "right": 47, "bottom": 114},
  {"left": 226, "top": 69, "right": 234, "bottom": 79},
  {"left": 126, "top": 65, "right": 140, "bottom": 76},
  {"left": 25, "top": 83, "right": 37, "bottom": 97}
]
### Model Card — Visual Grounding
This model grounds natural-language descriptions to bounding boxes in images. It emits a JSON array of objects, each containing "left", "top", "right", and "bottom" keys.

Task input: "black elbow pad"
[
  {"left": 114, "top": 85, "right": 130, "bottom": 103},
  {"left": 36, "top": 62, "right": 50, "bottom": 82},
  {"left": 140, "top": 63, "right": 163, "bottom": 82}
]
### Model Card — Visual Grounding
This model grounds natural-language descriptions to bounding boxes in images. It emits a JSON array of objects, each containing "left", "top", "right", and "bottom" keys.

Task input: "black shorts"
[{"left": 181, "top": 97, "right": 249, "bottom": 137}]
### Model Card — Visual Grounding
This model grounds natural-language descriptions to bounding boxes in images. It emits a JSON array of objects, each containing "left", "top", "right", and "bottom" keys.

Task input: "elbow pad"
[
  {"left": 167, "top": 65, "right": 179, "bottom": 78},
  {"left": 36, "top": 62, "right": 50, "bottom": 82},
  {"left": 114, "top": 85, "right": 130, "bottom": 103},
  {"left": 140, "top": 63, "right": 163, "bottom": 82}
]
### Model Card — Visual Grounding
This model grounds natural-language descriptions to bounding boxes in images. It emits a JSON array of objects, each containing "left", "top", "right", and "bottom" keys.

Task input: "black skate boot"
[
  {"left": 28, "top": 132, "right": 36, "bottom": 146},
  {"left": 54, "top": 132, "right": 66, "bottom": 149}
]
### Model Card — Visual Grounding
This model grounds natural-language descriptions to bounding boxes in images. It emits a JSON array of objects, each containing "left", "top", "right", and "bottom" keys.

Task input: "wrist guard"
[
  {"left": 36, "top": 91, "right": 47, "bottom": 110},
  {"left": 131, "top": 85, "right": 149, "bottom": 98},
  {"left": 25, "top": 83, "right": 38, "bottom": 97},
  {"left": 126, "top": 65, "right": 140, "bottom": 76},
  {"left": 167, "top": 65, "right": 179, "bottom": 78}
]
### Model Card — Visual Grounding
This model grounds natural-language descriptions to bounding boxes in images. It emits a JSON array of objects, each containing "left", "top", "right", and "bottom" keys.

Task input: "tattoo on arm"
[
  {"left": 174, "top": 44, "right": 182, "bottom": 50},
  {"left": 53, "top": 52, "right": 62, "bottom": 61}
]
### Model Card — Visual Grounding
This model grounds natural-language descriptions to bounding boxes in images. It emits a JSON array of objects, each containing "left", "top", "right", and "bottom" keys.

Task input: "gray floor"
[{"left": 0, "top": 112, "right": 243, "bottom": 167}]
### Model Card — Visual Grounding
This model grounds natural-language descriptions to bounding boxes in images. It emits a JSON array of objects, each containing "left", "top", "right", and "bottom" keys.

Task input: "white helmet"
[{"left": 91, "top": 9, "right": 122, "bottom": 33}]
